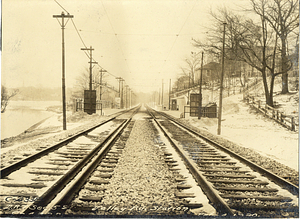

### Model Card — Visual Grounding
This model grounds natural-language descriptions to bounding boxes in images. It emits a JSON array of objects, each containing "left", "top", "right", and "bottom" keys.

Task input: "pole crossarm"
[
  {"left": 53, "top": 14, "right": 74, "bottom": 18},
  {"left": 81, "top": 47, "right": 97, "bottom": 61},
  {"left": 81, "top": 47, "right": 94, "bottom": 51},
  {"left": 81, "top": 46, "right": 97, "bottom": 91},
  {"left": 53, "top": 12, "right": 73, "bottom": 28}
]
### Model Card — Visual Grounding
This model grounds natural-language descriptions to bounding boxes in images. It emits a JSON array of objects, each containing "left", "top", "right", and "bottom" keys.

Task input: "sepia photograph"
[{"left": 0, "top": 0, "right": 299, "bottom": 218}]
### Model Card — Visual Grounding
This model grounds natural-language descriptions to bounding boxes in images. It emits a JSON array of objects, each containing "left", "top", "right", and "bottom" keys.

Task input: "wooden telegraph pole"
[
  {"left": 81, "top": 46, "right": 97, "bottom": 114},
  {"left": 120, "top": 78, "right": 125, "bottom": 108},
  {"left": 125, "top": 85, "right": 129, "bottom": 109},
  {"left": 198, "top": 51, "right": 204, "bottom": 119},
  {"left": 217, "top": 22, "right": 227, "bottom": 135},
  {"left": 81, "top": 46, "right": 97, "bottom": 91},
  {"left": 116, "top": 77, "right": 123, "bottom": 109},
  {"left": 53, "top": 12, "right": 74, "bottom": 130},
  {"left": 116, "top": 77, "right": 122, "bottom": 98},
  {"left": 99, "top": 68, "right": 107, "bottom": 115}
]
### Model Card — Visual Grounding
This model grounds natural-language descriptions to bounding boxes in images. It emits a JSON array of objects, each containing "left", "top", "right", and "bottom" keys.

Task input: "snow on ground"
[
  {"left": 247, "top": 77, "right": 299, "bottom": 119},
  {"left": 163, "top": 93, "right": 299, "bottom": 171},
  {"left": 0, "top": 108, "right": 124, "bottom": 156},
  {"left": 37, "top": 109, "right": 122, "bottom": 129}
]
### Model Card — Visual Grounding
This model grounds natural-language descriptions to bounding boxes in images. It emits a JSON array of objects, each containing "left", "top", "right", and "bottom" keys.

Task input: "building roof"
[{"left": 198, "top": 61, "right": 221, "bottom": 71}]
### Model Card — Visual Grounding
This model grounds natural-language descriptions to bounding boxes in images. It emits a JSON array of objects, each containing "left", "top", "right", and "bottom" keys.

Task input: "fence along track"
[
  {"left": 246, "top": 95, "right": 298, "bottom": 132},
  {"left": 147, "top": 106, "right": 298, "bottom": 217}
]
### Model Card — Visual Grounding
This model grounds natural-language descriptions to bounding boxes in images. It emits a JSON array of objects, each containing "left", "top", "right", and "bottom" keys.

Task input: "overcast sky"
[{"left": 1, "top": 0, "right": 248, "bottom": 93}]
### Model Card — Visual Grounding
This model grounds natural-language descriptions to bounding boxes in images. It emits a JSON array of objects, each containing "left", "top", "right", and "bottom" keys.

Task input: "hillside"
[{"left": 166, "top": 77, "right": 299, "bottom": 171}]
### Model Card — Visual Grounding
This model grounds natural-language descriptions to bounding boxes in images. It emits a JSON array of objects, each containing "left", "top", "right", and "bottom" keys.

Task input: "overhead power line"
[
  {"left": 53, "top": 0, "right": 124, "bottom": 85},
  {"left": 65, "top": 28, "right": 207, "bottom": 36},
  {"left": 159, "top": 0, "right": 198, "bottom": 75},
  {"left": 71, "top": 19, "right": 88, "bottom": 49},
  {"left": 54, "top": 0, "right": 70, "bottom": 14},
  {"left": 100, "top": 0, "right": 132, "bottom": 76}
]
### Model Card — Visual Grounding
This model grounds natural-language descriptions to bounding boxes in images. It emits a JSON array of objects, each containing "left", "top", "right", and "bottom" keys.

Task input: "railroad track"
[
  {"left": 1, "top": 105, "right": 298, "bottom": 217},
  {"left": 146, "top": 106, "right": 299, "bottom": 218},
  {"left": 0, "top": 106, "right": 140, "bottom": 215},
  {"left": 46, "top": 108, "right": 193, "bottom": 217},
  {"left": 44, "top": 119, "right": 136, "bottom": 216},
  {"left": 0, "top": 107, "right": 137, "bottom": 176}
]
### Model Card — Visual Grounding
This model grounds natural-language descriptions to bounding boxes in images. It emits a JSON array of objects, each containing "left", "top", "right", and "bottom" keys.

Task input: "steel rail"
[
  {"left": 23, "top": 106, "right": 140, "bottom": 215},
  {"left": 146, "top": 106, "right": 235, "bottom": 216},
  {"left": 1, "top": 107, "right": 138, "bottom": 178},
  {"left": 47, "top": 118, "right": 133, "bottom": 215},
  {"left": 154, "top": 108, "right": 299, "bottom": 197}
]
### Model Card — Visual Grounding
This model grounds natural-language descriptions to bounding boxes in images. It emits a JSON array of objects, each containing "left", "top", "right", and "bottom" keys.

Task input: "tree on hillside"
[
  {"left": 193, "top": 3, "right": 291, "bottom": 107},
  {"left": 173, "top": 75, "right": 190, "bottom": 91},
  {"left": 236, "top": 13, "right": 281, "bottom": 107},
  {"left": 192, "top": 9, "right": 250, "bottom": 93},
  {"left": 250, "top": 0, "right": 299, "bottom": 94},
  {"left": 180, "top": 52, "right": 202, "bottom": 87},
  {"left": 1, "top": 85, "right": 19, "bottom": 113}
]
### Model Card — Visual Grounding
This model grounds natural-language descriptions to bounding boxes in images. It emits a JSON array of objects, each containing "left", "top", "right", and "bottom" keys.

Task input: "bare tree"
[
  {"left": 194, "top": 3, "right": 291, "bottom": 106},
  {"left": 250, "top": 0, "right": 299, "bottom": 94},
  {"left": 236, "top": 13, "right": 280, "bottom": 106},
  {"left": 71, "top": 67, "right": 104, "bottom": 98},
  {"left": 180, "top": 52, "right": 202, "bottom": 87},
  {"left": 1, "top": 85, "right": 19, "bottom": 113}
]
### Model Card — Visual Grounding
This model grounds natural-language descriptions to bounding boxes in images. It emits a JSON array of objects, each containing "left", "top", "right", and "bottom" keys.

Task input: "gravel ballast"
[{"left": 97, "top": 117, "right": 188, "bottom": 216}]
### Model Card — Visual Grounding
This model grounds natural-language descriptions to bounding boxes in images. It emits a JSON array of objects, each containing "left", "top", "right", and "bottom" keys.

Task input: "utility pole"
[
  {"left": 169, "top": 79, "right": 171, "bottom": 110},
  {"left": 217, "top": 22, "right": 227, "bottom": 135},
  {"left": 116, "top": 77, "right": 122, "bottom": 98},
  {"left": 162, "top": 79, "right": 164, "bottom": 111},
  {"left": 128, "top": 87, "right": 131, "bottom": 109},
  {"left": 116, "top": 77, "right": 123, "bottom": 109},
  {"left": 120, "top": 79, "right": 125, "bottom": 108},
  {"left": 81, "top": 46, "right": 97, "bottom": 91},
  {"left": 99, "top": 69, "right": 107, "bottom": 115},
  {"left": 198, "top": 51, "right": 204, "bottom": 119},
  {"left": 53, "top": 11, "right": 73, "bottom": 130},
  {"left": 125, "top": 85, "right": 129, "bottom": 109},
  {"left": 128, "top": 87, "right": 130, "bottom": 108},
  {"left": 81, "top": 46, "right": 97, "bottom": 114}
]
